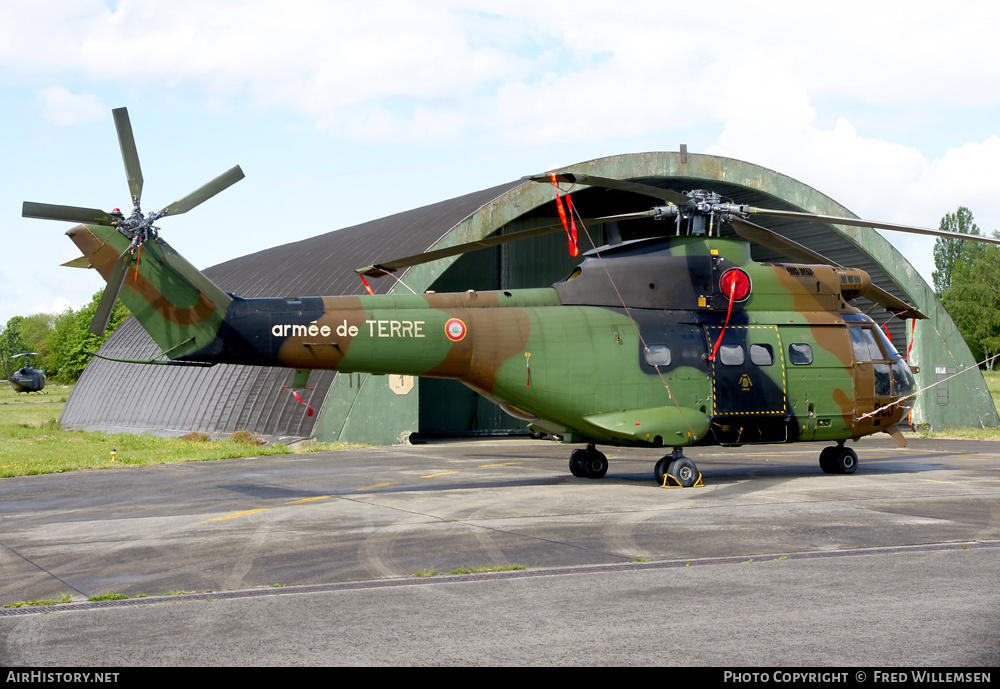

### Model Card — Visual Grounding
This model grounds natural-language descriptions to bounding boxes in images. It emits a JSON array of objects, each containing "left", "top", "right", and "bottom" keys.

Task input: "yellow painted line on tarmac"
[
  {"left": 285, "top": 496, "right": 332, "bottom": 504},
  {"left": 208, "top": 509, "right": 269, "bottom": 521},
  {"left": 421, "top": 471, "right": 458, "bottom": 478},
  {"left": 918, "top": 479, "right": 959, "bottom": 484},
  {"left": 478, "top": 462, "right": 523, "bottom": 468},
  {"left": 357, "top": 482, "right": 398, "bottom": 491}
]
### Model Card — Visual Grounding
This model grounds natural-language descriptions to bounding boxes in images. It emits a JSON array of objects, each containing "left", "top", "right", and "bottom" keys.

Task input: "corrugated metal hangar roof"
[{"left": 61, "top": 151, "right": 997, "bottom": 439}]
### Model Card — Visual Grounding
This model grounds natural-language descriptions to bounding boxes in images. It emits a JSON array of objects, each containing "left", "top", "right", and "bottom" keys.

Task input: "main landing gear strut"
[{"left": 819, "top": 441, "right": 858, "bottom": 474}]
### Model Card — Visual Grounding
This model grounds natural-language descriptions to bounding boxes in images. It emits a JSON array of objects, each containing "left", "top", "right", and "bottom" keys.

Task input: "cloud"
[
  {"left": 3, "top": 0, "right": 1000, "bottom": 312},
  {"left": 37, "top": 87, "right": 106, "bottom": 126},
  {"left": 3, "top": 2, "right": 1000, "bottom": 147}
]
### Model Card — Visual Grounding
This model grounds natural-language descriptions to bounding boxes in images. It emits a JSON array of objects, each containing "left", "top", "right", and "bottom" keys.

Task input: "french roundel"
[
  {"left": 444, "top": 318, "right": 467, "bottom": 342},
  {"left": 720, "top": 268, "right": 751, "bottom": 301}
]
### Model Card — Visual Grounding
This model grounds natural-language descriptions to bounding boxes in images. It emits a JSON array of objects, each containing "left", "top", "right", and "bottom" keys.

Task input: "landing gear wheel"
[
  {"left": 582, "top": 446, "right": 608, "bottom": 479},
  {"left": 569, "top": 449, "right": 586, "bottom": 478},
  {"left": 667, "top": 457, "right": 698, "bottom": 488},
  {"left": 819, "top": 445, "right": 858, "bottom": 474}
]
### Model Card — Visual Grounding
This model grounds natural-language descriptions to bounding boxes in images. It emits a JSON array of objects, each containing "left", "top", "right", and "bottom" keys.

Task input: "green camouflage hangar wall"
[{"left": 64, "top": 151, "right": 996, "bottom": 442}]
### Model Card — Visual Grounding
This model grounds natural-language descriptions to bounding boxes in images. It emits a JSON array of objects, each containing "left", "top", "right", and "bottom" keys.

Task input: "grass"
[
  {"left": 448, "top": 564, "right": 526, "bottom": 575},
  {"left": 3, "top": 595, "right": 73, "bottom": 608},
  {"left": 0, "top": 382, "right": 360, "bottom": 478}
]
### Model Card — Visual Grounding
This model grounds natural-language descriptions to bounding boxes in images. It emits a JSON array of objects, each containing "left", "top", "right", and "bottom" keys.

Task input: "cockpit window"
[
  {"left": 862, "top": 328, "right": 885, "bottom": 361},
  {"left": 875, "top": 325, "right": 902, "bottom": 359},
  {"left": 849, "top": 326, "right": 872, "bottom": 362}
]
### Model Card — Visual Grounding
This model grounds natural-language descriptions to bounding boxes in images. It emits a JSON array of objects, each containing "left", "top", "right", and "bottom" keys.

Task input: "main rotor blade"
[
  {"left": 113, "top": 107, "right": 143, "bottom": 203},
  {"left": 159, "top": 165, "right": 245, "bottom": 217},
  {"left": 730, "top": 218, "right": 926, "bottom": 319},
  {"left": 22, "top": 201, "right": 118, "bottom": 226},
  {"left": 90, "top": 250, "right": 131, "bottom": 336},
  {"left": 730, "top": 217, "right": 832, "bottom": 265},
  {"left": 356, "top": 210, "right": 660, "bottom": 277},
  {"left": 525, "top": 172, "right": 690, "bottom": 206},
  {"left": 745, "top": 206, "right": 1000, "bottom": 246},
  {"left": 357, "top": 220, "right": 572, "bottom": 277}
]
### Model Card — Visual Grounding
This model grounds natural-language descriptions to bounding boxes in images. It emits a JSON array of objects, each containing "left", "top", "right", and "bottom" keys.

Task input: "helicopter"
[
  {"left": 23, "top": 108, "right": 1000, "bottom": 486},
  {"left": 2, "top": 352, "right": 46, "bottom": 394}
]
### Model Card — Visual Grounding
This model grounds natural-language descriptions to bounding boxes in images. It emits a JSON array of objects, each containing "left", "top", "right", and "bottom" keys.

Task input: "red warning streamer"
[
  {"left": 708, "top": 277, "right": 738, "bottom": 362},
  {"left": 282, "top": 385, "right": 314, "bottom": 417},
  {"left": 359, "top": 274, "right": 375, "bottom": 296},
  {"left": 906, "top": 319, "right": 916, "bottom": 361},
  {"left": 550, "top": 174, "right": 579, "bottom": 257},
  {"left": 131, "top": 243, "right": 141, "bottom": 297}
]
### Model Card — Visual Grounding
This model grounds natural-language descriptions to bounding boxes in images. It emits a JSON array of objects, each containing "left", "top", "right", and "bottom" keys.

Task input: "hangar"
[{"left": 61, "top": 151, "right": 999, "bottom": 442}]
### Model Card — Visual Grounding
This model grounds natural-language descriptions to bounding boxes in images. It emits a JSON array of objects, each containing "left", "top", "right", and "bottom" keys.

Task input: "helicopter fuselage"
[
  {"left": 150, "top": 234, "right": 915, "bottom": 450},
  {"left": 8, "top": 366, "right": 46, "bottom": 393}
]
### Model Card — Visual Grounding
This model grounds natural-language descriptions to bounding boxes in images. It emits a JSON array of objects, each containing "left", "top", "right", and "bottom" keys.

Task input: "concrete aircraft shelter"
[{"left": 62, "top": 151, "right": 999, "bottom": 443}]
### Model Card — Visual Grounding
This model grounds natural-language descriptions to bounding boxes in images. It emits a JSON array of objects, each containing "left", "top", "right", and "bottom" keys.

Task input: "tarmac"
[{"left": 1, "top": 435, "right": 998, "bottom": 666}]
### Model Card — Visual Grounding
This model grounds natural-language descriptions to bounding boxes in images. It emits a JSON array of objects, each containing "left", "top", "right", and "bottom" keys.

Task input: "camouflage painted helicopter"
[
  {"left": 23, "top": 108, "right": 1000, "bottom": 486},
  {"left": 2, "top": 352, "right": 46, "bottom": 393}
]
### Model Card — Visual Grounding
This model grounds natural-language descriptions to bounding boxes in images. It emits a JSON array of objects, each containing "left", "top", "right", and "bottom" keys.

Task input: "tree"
[
  {"left": 1, "top": 316, "right": 31, "bottom": 377},
  {"left": 932, "top": 207, "right": 982, "bottom": 294},
  {"left": 43, "top": 293, "right": 130, "bottom": 382},
  {"left": 2, "top": 294, "right": 130, "bottom": 383},
  {"left": 934, "top": 208, "right": 1000, "bottom": 369}
]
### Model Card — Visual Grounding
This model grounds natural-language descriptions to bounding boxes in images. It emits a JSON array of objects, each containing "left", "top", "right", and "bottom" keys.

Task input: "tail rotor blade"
[
  {"left": 113, "top": 107, "right": 143, "bottom": 203},
  {"left": 22, "top": 201, "right": 118, "bottom": 226},
  {"left": 160, "top": 165, "right": 245, "bottom": 217},
  {"left": 90, "top": 250, "right": 131, "bottom": 336}
]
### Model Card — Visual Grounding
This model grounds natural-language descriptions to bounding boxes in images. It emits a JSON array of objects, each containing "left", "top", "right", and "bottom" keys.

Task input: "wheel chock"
[{"left": 660, "top": 472, "right": 705, "bottom": 488}]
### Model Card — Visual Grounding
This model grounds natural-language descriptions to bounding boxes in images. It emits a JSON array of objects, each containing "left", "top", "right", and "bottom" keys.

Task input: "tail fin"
[{"left": 67, "top": 224, "right": 231, "bottom": 359}]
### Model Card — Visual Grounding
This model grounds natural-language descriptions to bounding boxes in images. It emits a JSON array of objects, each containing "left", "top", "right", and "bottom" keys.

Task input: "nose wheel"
[
  {"left": 569, "top": 444, "right": 608, "bottom": 479},
  {"left": 819, "top": 443, "right": 858, "bottom": 474}
]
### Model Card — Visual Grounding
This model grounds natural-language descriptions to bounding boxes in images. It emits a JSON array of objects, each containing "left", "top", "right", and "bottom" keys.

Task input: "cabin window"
[
  {"left": 644, "top": 344, "right": 671, "bottom": 367},
  {"left": 788, "top": 343, "right": 813, "bottom": 365},
  {"left": 750, "top": 343, "right": 774, "bottom": 366},
  {"left": 718, "top": 344, "right": 745, "bottom": 366}
]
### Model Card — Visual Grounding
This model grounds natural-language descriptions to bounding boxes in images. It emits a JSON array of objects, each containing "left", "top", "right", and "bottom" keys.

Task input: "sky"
[{"left": 2, "top": 0, "right": 999, "bottom": 327}]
